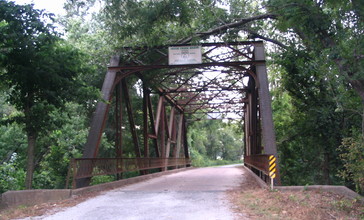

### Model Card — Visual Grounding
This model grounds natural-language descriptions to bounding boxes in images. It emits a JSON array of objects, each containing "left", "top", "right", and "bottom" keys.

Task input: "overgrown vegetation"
[
  {"left": 188, "top": 120, "right": 243, "bottom": 167},
  {"left": 338, "top": 135, "right": 364, "bottom": 194}
]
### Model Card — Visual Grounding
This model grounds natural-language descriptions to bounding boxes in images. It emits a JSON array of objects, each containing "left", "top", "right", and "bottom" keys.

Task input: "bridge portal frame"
[{"left": 76, "top": 41, "right": 280, "bottom": 188}]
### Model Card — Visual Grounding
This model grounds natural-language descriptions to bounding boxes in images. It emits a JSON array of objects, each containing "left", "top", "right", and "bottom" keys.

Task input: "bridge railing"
[
  {"left": 244, "top": 154, "right": 270, "bottom": 174},
  {"left": 66, "top": 158, "right": 191, "bottom": 189}
]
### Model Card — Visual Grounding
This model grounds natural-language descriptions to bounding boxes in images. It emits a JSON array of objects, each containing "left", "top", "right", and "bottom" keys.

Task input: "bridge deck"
[{"left": 27, "top": 165, "right": 252, "bottom": 220}]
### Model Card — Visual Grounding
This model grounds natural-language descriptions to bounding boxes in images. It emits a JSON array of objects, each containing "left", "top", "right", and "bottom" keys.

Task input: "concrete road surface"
[{"left": 25, "top": 165, "right": 247, "bottom": 220}]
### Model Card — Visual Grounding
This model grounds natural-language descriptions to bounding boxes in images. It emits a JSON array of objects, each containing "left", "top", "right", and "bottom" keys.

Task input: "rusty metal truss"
[
  {"left": 75, "top": 41, "right": 280, "bottom": 188},
  {"left": 112, "top": 42, "right": 259, "bottom": 122},
  {"left": 67, "top": 158, "right": 191, "bottom": 189}
]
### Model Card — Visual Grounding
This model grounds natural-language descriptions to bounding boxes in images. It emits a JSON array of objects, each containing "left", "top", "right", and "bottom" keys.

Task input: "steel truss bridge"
[{"left": 69, "top": 41, "right": 280, "bottom": 188}]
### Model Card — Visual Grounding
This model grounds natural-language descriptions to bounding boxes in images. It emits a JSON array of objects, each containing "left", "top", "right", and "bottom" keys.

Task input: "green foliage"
[
  {"left": 0, "top": 154, "right": 26, "bottom": 193},
  {"left": 121, "top": 171, "right": 140, "bottom": 179},
  {"left": 90, "top": 175, "right": 115, "bottom": 185},
  {"left": 64, "top": 0, "right": 239, "bottom": 47},
  {"left": 0, "top": 1, "right": 89, "bottom": 188},
  {"left": 266, "top": 0, "right": 364, "bottom": 188},
  {"left": 271, "top": 51, "right": 351, "bottom": 185},
  {"left": 34, "top": 103, "right": 88, "bottom": 189},
  {"left": 0, "top": 1, "right": 87, "bottom": 132},
  {"left": 0, "top": 124, "right": 27, "bottom": 164},
  {"left": 188, "top": 119, "right": 243, "bottom": 166},
  {"left": 190, "top": 148, "right": 241, "bottom": 167},
  {"left": 265, "top": 0, "right": 364, "bottom": 188},
  {"left": 338, "top": 135, "right": 364, "bottom": 194}
]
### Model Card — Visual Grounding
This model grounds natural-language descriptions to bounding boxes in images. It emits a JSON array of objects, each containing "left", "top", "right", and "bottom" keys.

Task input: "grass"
[
  {"left": 230, "top": 189, "right": 364, "bottom": 220},
  {"left": 228, "top": 167, "right": 364, "bottom": 220}
]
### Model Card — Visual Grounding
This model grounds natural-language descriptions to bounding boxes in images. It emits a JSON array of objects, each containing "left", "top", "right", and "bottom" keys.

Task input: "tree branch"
[
  {"left": 242, "top": 28, "right": 288, "bottom": 49},
  {"left": 178, "top": 13, "right": 278, "bottom": 44}
]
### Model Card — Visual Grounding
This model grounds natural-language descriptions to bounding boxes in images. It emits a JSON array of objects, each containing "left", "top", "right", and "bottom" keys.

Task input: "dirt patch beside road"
[
  {"left": 228, "top": 169, "right": 364, "bottom": 220},
  {"left": 0, "top": 191, "right": 101, "bottom": 220}
]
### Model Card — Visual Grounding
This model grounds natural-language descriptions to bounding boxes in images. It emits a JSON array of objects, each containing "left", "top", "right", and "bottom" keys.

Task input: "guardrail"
[
  {"left": 244, "top": 154, "right": 278, "bottom": 188},
  {"left": 66, "top": 158, "right": 191, "bottom": 189},
  {"left": 244, "top": 154, "right": 270, "bottom": 174}
]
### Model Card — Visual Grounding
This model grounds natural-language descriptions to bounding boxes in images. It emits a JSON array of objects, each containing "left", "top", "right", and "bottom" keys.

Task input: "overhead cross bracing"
[
  {"left": 150, "top": 67, "right": 248, "bottom": 121},
  {"left": 112, "top": 42, "right": 261, "bottom": 121}
]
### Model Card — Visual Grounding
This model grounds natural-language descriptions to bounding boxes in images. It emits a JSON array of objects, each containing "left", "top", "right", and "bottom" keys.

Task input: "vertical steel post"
[
  {"left": 182, "top": 115, "right": 190, "bottom": 167},
  {"left": 244, "top": 103, "right": 250, "bottom": 156},
  {"left": 165, "top": 107, "right": 175, "bottom": 158},
  {"left": 171, "top": 113, "right": 178, "bottom": 158},
  {"left": 155, "top": 97, "right": 164, "bottom": 135},
  {"left": 164, "top": 107, "right": 175, "bottom": 170},
  {"left": 160, "top": 99, "right": 166, "bottom": 158},
  {"left": 175, "top": 114, "right": 183, "bottom": 158},
  {"left": 143, "top": 82, "right": 149, "bottom": 158},
  {"left": 121, "top": 78, "right": 142, "bottom": 158},
  {"left": 147, "top": 94, "right": 160, "bottom": 157},
  {"left": 253, "top": 42, "right": 281, "bottom": 185},
  {"left": 115, "top": 82, "right": 123, "bottom": 158},
  {"left": 115, "top": 82, "right": 123, "bottom": 179}
]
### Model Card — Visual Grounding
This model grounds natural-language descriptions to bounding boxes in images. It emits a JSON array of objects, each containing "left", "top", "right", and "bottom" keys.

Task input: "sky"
[{"left": 13, "top": 0, "right": 66, "bottom": 15}]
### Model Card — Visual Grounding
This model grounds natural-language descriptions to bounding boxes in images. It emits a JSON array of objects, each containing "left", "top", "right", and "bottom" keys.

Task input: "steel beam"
[
  {"left": 253, "top": 42, "right": 281, "bottom": 185},
  {"left": 165, "top": 107, "right": 175, "bottom": 158},
  {"left": 160, "top": 99, "right": 166, "bottom": 169},
  {"left": 143, "top": 81, "right": 149, "bottom": 158},
  {"left": 82, "top": 55, "right": 120, "bottom": 158},
  {"left": 115, "top": 82, "right": 123, "bottom": 179},
  {"left": 175, "top": 114, "right": 183, "bottom": 158},
  {"left": 147, "top": 93, "right": 160, "bottom": 157},
  {"left": 77, "top": 55, "right": 120, "bottom": 188},
  {"left": 155, "top": 97, "right": 164, "bottom": 135},
  {"left": 121, "top": 78, "right": 142, "bottom": 158},
  {"left": 182, "top": 117, "right": 190, "bottom": 161}
]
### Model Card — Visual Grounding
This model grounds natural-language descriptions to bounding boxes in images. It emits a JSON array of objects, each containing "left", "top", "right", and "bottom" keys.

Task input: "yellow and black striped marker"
[{"left": 269, "top": 155, "right": 276, "bottom": 179}]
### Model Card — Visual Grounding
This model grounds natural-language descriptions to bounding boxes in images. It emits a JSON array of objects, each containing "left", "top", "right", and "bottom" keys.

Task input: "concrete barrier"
[
  {"left": 0, "top": 167, "right": 195, "bottom": 208},
  {"left": 1, "top": 189, "right": 71, "bottom": 208}
]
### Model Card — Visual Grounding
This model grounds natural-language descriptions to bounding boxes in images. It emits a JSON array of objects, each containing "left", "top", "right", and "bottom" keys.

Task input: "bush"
[
  {"left": 0, "top": 155, "right": 26, "bottom": 193},
  {"left": 90, "top": 175, "right": 116, "bottom": 185},
  {"left": 338, "top": 136, "right": 364, "bottom": 195}
]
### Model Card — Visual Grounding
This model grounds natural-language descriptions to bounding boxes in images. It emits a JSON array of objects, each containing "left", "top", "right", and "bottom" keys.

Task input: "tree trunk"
[
  {"left": 25, "top": 131, "right": 37, "bottom": 189},
  {"left": 362, "top": 106, "right": 364, "bottom": 139},
  {"left": 322, "top": 152, "right": 330, "bottom": 185}
]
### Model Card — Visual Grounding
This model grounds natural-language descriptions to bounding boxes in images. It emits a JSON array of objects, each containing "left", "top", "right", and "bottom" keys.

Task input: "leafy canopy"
[{"left": 0, "top": 1, "right": 83, "bottom": 133}]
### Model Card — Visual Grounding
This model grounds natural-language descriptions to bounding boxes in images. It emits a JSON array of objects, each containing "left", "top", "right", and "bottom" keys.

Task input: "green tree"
[
  {"left": 265, "top": 0, "right": 364, "bottom": 132},
  {"left": 188, "top": 119, "right": 243, "bottom": 164},
  {"left": 0, "top": 1, "right": 83, "bottom": 189}
]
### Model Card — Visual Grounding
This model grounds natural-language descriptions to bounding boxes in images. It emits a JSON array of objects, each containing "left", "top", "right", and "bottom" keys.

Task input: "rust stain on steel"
[{"left": 244, "top": 154, "right": 270, "bottom": 174}]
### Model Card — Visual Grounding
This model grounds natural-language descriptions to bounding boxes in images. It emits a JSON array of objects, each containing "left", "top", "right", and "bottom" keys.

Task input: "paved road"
[{"left": 28, "top": 165, "right": 247, "bottom": 220}]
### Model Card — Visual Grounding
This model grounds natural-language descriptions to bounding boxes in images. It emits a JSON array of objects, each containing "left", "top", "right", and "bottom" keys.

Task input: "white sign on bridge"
[{"left": 168, "top": 46, "right": 202, "bottom": 65}]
